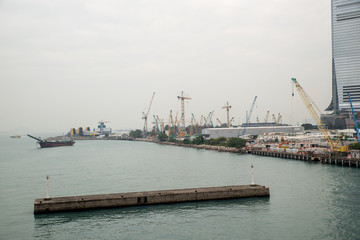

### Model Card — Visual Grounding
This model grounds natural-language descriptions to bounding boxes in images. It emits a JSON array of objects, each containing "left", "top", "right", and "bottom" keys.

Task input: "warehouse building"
[{"left": 202, "top": 126, "right": 304, "bottom": 139}]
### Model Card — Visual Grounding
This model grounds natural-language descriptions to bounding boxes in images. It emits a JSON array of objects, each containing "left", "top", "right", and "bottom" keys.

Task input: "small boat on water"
[
  {"left": 27, "top": 134, "right": 75, "bottom": 148},
  {"left": 10, "top": 135, "right": 21, "bottom": 139}
]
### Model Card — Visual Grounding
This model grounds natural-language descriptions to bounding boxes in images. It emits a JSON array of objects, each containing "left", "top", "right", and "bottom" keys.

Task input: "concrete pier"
[
  {"left": 248, "top": 149, "right": 360, "bottom": 168},
  {"left": 34, "top": 185, "right": 269, "bottom": 214}
]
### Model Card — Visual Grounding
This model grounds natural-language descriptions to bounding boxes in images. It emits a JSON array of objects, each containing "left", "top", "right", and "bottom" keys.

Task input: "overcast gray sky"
[{"left": 0, "top": 0, "right": 332, "bottom": 134}]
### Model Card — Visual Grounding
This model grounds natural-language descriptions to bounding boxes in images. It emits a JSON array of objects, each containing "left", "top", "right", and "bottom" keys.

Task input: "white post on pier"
[
  {"left": 45, "top": 175, "right": 50, "bottom": 199},
  {"left": 250, "top": 165, "right": 256, "bottom": 186}
]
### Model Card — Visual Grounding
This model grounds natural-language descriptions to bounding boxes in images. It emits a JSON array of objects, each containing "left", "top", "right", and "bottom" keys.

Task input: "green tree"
[
  {"left": 205, "top": 137, "right": 227, "bottom": 146},
  {"left": 129, "top": 129, "right": 143, "bottom": 138},
  {"left": 348, "top": 142, "right": 360, "bottom": 150},
  {"left": 158, "top": 132, "right": 168, "bottom": 142},
  {"left": 226, "top": 138, "right": 246, "bottom": 149},
  {"left": 192, "top": 135, "right": 205, "bottom": 145},
  {"left": 301, "top": 123, "right": 314, "bottom": 130}
]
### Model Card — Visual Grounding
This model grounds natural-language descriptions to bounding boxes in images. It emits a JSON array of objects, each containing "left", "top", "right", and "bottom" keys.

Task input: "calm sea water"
[{"left": 0, "top": 135, "right": 359, "bottom": 240}]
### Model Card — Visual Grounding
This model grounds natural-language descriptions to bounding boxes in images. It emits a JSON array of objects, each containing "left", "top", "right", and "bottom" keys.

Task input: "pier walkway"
[{"left": 34, "top": 185, "right": 270, "bottom": 214}]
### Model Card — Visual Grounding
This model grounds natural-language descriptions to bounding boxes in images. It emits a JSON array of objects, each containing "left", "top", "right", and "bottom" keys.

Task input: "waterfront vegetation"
[
  {"left": 348, "top": 142, "right": 360, "bottom": 150},
  {"left": 128, "top": 129, "right": 247, "bottom": 149},
  {"left": 166, "top": 134, "right": 246, "bottom": 149},
  {"left": 129, "top": 129, "right": 143, "bottom": 138}
]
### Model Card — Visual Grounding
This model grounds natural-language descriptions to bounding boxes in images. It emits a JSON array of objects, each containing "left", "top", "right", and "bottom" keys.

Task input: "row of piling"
[
  {"left": 138, "top": 139, "right": 360, "bottom": 168},
  {"left": 249, "top": 149, "right": 360, "bottom": 168}
]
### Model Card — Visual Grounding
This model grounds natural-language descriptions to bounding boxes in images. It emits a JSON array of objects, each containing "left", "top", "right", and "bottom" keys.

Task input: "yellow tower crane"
[
  {"left": 222, "top": 101, "right": 231, "bottom": 128},
  {"left": 291, "top": 78, "right": 347, "bottom": 151},
  {"left": 177, "top": 91, "right": 191, "bottom": 128}
]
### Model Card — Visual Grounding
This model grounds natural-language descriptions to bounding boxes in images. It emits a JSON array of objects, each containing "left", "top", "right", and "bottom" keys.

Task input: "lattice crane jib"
[
  {"left": 291, "top": 78, "right": 335, "bottom": 149},
  {"left": 143, "top": 92, "right": 155, "bottom": 132}
]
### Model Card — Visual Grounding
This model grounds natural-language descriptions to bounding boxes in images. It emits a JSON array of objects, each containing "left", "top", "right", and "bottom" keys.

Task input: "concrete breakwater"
[
  {"left": 138, "top": 139, "right": 243, "bottom": 153},
  {"left": 34, "top": 185, "right": 270, "bottom": 214}
]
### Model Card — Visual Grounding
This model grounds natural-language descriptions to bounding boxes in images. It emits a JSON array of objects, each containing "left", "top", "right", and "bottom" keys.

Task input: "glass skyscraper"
[{"left": 326, "top": 0, "right": 360, "bottom": 114}]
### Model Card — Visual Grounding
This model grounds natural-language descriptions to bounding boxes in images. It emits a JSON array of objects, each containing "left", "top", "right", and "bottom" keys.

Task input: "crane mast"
[
  {"left": 222, "top": 101, "right": 231, "bottom": 128},
  {"left": 291, "top": 78, "right": 336, "bottom": 149},
  {"left": 177, "top": 91, "right": 191, "bottom": 128},
  {"left": 277, "top": 113, "right": 282, "bottom": 125},
  {"left": 191, "top": 113, "right": 198, "bottom": 134},
  {"left": 169, "top": 110, "right": 174, "bottom": 137},
  {"left": 264, "top": 111, "right": 270, "bottom": 124},
  {"left": 153, "top": 115, "right": 160, "bottom": 135}
]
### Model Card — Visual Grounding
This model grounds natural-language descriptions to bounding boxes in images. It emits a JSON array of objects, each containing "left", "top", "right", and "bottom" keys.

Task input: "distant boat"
[
  {"left": 10, "top": 135, "right": 21, "bottom": 139},
  {"left": 27, "top": 134, "right": 75, "bottom": 148}
]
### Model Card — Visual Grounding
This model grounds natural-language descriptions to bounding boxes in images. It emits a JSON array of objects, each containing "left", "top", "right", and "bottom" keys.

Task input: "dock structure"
[
  {"left": 249, "top": 149, "right": 360, "bottom": 168},
  {"left": 34, "top": 185, "right": 269, "bottom": 214}
]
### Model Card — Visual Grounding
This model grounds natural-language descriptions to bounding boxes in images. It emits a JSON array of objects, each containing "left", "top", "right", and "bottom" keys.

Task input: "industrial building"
[
  {"left": 202, "top": 126, "right": 304, "bottom": 139},
  {"left": 322, "top": 0, "right": 360, "bottom": 128}
]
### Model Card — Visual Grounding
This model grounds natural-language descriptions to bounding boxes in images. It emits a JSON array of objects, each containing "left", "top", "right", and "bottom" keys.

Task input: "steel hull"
[{"left": 39, "top": 141, "right": 75, "bottom": 148}]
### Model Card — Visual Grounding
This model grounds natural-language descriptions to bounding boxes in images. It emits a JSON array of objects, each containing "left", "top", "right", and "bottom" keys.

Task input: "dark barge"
[{"left": 27, "top": 134, "right": 75, "bottom": 148}]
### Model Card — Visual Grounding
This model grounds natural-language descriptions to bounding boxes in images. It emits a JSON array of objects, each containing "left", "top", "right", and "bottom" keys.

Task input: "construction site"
[
  {"left": 58, "top": 78, "right": 360, "bottom": 164},
  {"left": 139, "top": 78, "right": 360, "bottom": 162},
  {"left": 142, "top": 91, "right": 296, "bottom": 138}
]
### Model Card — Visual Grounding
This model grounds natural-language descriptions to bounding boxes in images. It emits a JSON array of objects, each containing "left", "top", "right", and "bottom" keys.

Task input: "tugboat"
[{"left": 27, "top": 134, "right": 75, "bottom": 148}]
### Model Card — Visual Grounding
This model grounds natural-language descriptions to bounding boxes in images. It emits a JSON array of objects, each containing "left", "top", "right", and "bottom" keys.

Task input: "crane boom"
[
  {"left": 207, "top": 111, "right": 214, "bottom": 127},
  {"left": 241, "top": 96, "right": 257, "bottom": 136},
  {"left": 191, "top": 113, "right": 198, "bottom": 134},
  {"left": 291, "top": 78, "right": 336, "bottom": 149},
  {"left": 27, "top": 134, "right": 43, "bottom": 142},
  {"left": 348, "top": 92, "right": 360, "bottom": 143},
  {"left": 143, "top": 92, "right": 155, "bottom": 133}
]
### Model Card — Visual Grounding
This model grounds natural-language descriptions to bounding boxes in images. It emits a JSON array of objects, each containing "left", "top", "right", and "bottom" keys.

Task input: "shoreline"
[
  {"left": 135, "top": 138, "right": 243, "bottom": 153},
  {"left": 135, "top": 138, "right": 360, "bottom": 168},
  {"left": 49, "top": 135, "right": 360, "bottom": 168}
]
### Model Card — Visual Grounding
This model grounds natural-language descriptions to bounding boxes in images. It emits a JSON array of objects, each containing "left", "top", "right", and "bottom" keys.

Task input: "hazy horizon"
[{"left": 1, "top": 0, "right": 332, "bottom": 134}]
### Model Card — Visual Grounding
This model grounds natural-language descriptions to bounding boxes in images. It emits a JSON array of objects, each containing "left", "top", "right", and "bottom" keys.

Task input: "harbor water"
[{"left": 0, "top": 135, "right": 359, "bottom": 240}]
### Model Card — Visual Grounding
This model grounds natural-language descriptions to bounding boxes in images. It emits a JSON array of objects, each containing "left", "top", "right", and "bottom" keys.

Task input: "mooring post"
[
  {"left": 251, "top": 165, "right": 255, "bottom": 186},
  {"left": 46, "top": 175, "right": 50, "bottom": 199}
]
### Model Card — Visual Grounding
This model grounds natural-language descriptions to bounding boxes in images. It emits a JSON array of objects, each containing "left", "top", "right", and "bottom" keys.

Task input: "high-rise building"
[{"left": 326, "top": 0, "right": 360, "bottom": 114}]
